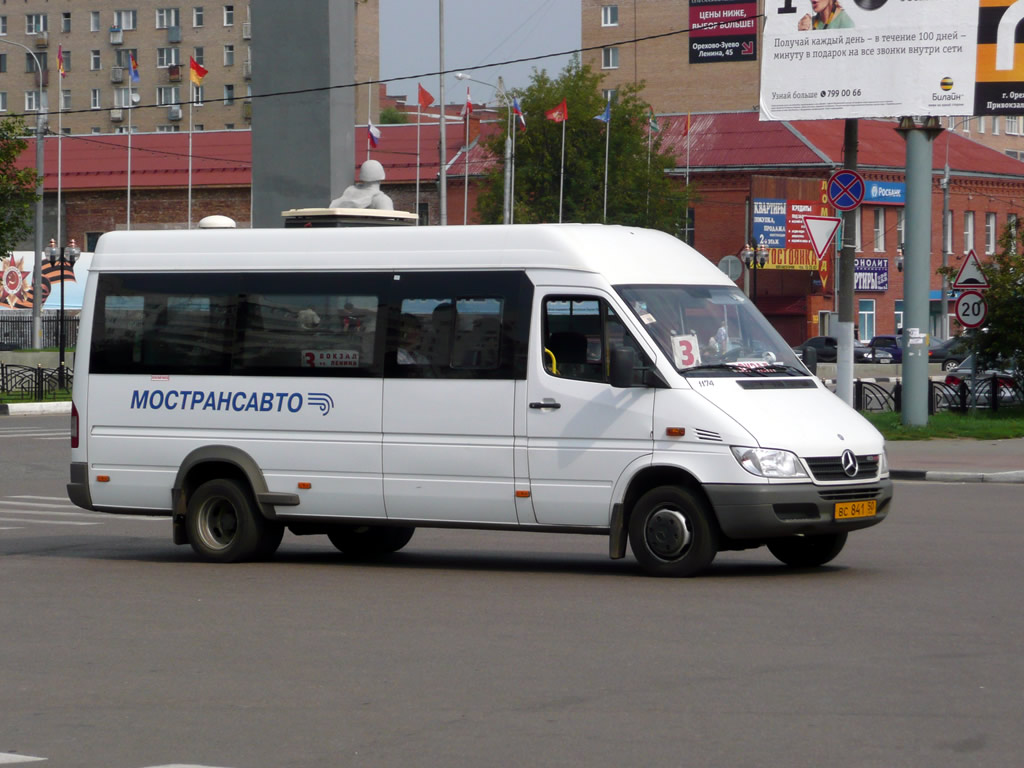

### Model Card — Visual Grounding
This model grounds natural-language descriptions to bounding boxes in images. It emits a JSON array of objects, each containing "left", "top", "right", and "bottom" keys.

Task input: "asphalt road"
[{"left": 1, "top": 415, "right": 1022, "bottom": 768}]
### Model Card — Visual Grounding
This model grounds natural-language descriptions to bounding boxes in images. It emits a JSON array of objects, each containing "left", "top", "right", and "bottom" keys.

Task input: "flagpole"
[
  {"left": 463, "top": 104, "right": 469, "bottom": 225},
  {"left": 188, "top": 93, "right": 194, "bottom": 229},
  {"left": 558, "top": 119, "right": 565, "bottom": 224},
  {"left": 415, "top": 99, "right": 422, "bottom": 225},
  {"left": 127, "top": 98, "right": 132, "bottom": 231},
  {"left": 686, "top": 112, "right": 691, "bottom": 187},
  {"left": 57, "top": 96, "right": 63, "bottom": 248},
  {"left": 603, "top": 98, "right": 610, "bottom": 224},
  {"left": 646, "top": 120, "right": 652, "bottom": 222},
  {"left": 367, "top": 84, "right": 372, "bottom": 161},
  {"left": 510, "top": 116, "right": 516, "bottom": 225}
]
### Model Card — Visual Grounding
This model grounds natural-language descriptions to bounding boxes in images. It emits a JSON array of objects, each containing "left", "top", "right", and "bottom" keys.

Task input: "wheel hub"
[{"left": 645, "top": 507, "right": 692, "bottom": 560}]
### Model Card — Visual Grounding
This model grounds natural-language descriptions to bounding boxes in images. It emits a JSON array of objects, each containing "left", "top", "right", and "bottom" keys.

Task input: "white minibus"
[{"left": 68, "top": 224, "right": 892, "bottom": 576}]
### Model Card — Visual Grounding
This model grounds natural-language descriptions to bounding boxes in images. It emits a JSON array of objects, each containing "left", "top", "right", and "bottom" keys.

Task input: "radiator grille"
[{"left": 805, "top": 455, "right": 879, "bottom": 482}]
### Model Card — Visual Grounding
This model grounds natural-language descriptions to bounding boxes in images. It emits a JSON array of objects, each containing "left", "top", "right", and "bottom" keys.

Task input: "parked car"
[
  {"left": 929, "top": 336, "right": 970, "bottom": 371},
  {"left": 792, "top": 336, "right": 890, "bottom": 364},
  {"left": 867, "top": 334, "right": 902, "bottom": 363},
  {"left": 943, "top": 355, "right": 1021, "bottom": 407}
]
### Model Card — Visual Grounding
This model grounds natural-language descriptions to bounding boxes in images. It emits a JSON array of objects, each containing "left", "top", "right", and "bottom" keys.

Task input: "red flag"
[
  {"left": 681, "top": 112, "right": 691, "bottom": 136},
  {"left": 460, "top": 86, "right": 473, "bottom": 119},
  {"left": 189, "top": 56, "right": 208, "bottom": 86},
  {"left": 417, "top": 84, "right": 434, "bottom": 110},
  {"left": 545, "top": 99, "right": 568, "bottom": 123}
]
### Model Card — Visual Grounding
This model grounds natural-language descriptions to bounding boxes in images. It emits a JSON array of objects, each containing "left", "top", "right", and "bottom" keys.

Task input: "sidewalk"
[{"left": 3, "top": 401, "right": 1022, "bottom": 483}]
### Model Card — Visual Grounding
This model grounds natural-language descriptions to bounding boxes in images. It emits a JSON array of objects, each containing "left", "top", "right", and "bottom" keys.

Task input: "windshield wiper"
[{"left": 682, "top": 363, "right": 771, "bottom": 376}]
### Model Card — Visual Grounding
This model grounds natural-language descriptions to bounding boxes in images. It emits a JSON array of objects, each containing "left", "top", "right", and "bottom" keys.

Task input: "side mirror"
[
  {"left": 609, "top": 347, "right": 636, "bottom": 388},
  {"left": 804, "top": 346, "right": 818, "bottom": 375}
]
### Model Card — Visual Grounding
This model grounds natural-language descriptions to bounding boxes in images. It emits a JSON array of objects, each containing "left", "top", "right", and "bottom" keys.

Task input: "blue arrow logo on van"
[{"left": 307, "top": 393, "right": 335, "bottom": 416}]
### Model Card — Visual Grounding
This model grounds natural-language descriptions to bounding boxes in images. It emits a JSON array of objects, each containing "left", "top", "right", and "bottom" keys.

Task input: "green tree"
[
  {"left": 940, "top": 223, "right": 1024, "bottom": 385},
  {"left": 379, "top": 106, "right": 409, "bottom": 125},
  {"left": 0, "top": 115, "right": 38, "bottom": 259},
  {"left": 476, "top": 57, "right": 691, "bottom": 233}
]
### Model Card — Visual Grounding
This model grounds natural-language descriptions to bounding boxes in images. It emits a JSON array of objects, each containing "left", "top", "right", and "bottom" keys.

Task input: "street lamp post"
[
  {"left": 741, "top": 241, "right": 769, "bottom": 305},
  {"left": 455, "top": 73, "right": 513, "bottom": 224},
  {"left": 45, "top": 238, "right": 79, "bottom": 389},
  {"left": 0, "top": 38, "right": 47, "bottom": 349}
]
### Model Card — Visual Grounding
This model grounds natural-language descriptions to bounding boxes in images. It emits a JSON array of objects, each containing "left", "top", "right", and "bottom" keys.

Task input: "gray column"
[{"left": 251, "top": 0, "right": 355, "bottom": 227}]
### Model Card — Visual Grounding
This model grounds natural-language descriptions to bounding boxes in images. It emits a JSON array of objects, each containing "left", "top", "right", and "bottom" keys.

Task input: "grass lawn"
[{"left": 864, "top": 407, "right": 1024, "bottom": 441}]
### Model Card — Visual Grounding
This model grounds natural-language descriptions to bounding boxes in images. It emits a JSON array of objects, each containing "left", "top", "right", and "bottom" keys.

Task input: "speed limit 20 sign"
[{"left": 955, "top": 290, "right": 988, "bottom": 329}]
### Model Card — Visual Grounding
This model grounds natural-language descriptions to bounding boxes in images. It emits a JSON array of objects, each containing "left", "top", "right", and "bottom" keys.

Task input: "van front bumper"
[{"left": 704, "top": 479, "right": 893, "bottom": 540}]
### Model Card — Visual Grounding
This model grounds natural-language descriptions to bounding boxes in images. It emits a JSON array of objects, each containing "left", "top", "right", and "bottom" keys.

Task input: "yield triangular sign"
[
  {"left": 803, "top": 216, "right": 842, "bottom": 260},
  {"left": 952, "top": 249, "right": 989, "bottom": 289}
]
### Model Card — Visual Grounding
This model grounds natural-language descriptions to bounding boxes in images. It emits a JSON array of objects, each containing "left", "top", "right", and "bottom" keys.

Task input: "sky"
[{"left": 379, "top": 0, "right": 582, "bottom": 109}]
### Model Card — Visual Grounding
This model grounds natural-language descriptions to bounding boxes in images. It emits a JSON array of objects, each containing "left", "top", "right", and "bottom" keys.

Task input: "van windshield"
[{"left": 616, "top": 284, "right": 805, "bottom": 375}]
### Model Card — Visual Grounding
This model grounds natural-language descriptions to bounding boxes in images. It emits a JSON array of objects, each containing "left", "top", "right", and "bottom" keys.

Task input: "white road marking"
[
  {"left": 0, "top": 754, "right": 46, "bottom": 764},
  {"left": 144, "top": 765, "right": 237, "bottom": 768},
  {"left": 9, "top": 496, "right": 70, "bottom": 501},
  {"left": 0, "top": 507, "right": 163, "bottom": 521},
  {"left": 0, "top": 526, "right": 24, "bottom": 531}
]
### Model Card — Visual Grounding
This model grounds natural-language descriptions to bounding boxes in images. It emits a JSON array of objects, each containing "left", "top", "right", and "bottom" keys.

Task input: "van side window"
[
  {"left": 386, "top": 271, "right": 532, "bottom": 380},
  {"left": 543, "top": 296, "right": 648, "bottom": 384}
]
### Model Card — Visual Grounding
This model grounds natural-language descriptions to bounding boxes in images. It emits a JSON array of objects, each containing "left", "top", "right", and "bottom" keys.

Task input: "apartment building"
[{"left": 0, "top": 1, "right": 379, "bottom": 134}]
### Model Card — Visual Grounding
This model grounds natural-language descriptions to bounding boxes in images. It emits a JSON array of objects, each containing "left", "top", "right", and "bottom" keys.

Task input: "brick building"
[{"left": 0, "top": 0, "right": 379, "bottom": 134}]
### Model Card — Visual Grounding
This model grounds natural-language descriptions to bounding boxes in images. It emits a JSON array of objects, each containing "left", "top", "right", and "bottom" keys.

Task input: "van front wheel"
[
  {"left": 186, "top": 478, "right": 278, "bottom": 563},
  {"left": 767, "top": 532, "right": 847, "bottom": 567},
  {"left": 628, "top": 486, "right": 717, "bottom": 577}
]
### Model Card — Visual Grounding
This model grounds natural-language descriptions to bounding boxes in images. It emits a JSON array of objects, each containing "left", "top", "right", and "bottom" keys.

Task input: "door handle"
[{"left": 530, "top": 401, "right": 561, "bottom": 409}]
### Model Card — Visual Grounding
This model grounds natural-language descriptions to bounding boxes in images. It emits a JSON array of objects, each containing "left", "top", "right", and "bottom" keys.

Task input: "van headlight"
[
  {"left": 731, "top": 447, "right": 808, "bottom": 478},
  {"left": 879, "top": 449, "right": 889, "bottom": 477}
]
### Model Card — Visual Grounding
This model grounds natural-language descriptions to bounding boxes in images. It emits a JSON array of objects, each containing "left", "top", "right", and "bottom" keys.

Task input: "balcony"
[
  {"left": 34, "top": 32, "right": 49, "bottom": 48},
  {"left": 242, "top": 22, "right": 251, "bottom": 39},
  {"left": 242, "top": 100, "right": 252, "bottom": 120},
  {"left": 110, "top": 27, "right": 123, "bottom": 44},
  {"left": 168, "top": 105, "right": 183, "bottom": 121},
  {"left": 110, "top": 108, "right": 124, "bottom": 122},
  {"left": 243, "top": 59, "right": 252, "bottom": 79},
  {"left": 167, "top": 25, "right": 182, "bottom": 43},
  {"left": 167, "top": 64, "right": 182, "bottom": 82},
  {"left": 111, "top": 67, "right": 124, "bottom": 83}
]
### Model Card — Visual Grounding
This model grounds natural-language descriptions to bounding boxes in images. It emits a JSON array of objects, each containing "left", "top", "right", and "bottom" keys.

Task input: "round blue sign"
[{"left": 827, "top": 169, "right": 866, "bottom": 212}]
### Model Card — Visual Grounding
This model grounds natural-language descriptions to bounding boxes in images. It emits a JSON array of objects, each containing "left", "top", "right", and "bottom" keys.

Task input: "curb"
[
  {"left": 0, "top": 402, "right": 72, "bottom": 416},
  {"left": 891, "top": 468, "right": 1024, "bottom": 484}
]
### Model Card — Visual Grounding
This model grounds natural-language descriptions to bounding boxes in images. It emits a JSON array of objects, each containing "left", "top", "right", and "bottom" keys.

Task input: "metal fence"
[
  {"left": 0, "top": 311, "right": 80, "bottom": 351},
  {"left": 0, "top": 363, "right": 74, "bottom": 401},
  {"left": 853, "top": 377, "right": 1024, "bottom": 414}
]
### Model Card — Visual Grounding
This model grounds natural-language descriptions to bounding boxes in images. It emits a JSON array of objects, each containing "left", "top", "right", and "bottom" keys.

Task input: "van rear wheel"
[
  {"left": 327, "top": 525, "right": 415, "bottom": 558},
  {"left": 628, "top": 486, "right": 717, "bottom": 577},
  {"left": 767, "top": 532, "right": 847, "bottom": 567},
  {"left": 186, "top": 478, "right": 280, "bottom": 563}
]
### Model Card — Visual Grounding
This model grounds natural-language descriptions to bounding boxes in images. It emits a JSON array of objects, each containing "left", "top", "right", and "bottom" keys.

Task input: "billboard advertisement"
[
  {"left": 689, "top": 0, "right": 758, "bottom": 64},
  {"left": 761, "top": 0, "right": 1024, "bottom": 120}
]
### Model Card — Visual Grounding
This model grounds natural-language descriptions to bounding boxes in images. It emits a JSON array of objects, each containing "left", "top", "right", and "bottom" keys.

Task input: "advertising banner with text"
[{"left": 761, "top": 0, "right": 1024, "bottom": 120}]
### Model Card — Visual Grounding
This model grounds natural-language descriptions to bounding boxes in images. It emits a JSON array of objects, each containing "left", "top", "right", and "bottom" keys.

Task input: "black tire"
[
  {"left": 327, "top": 525, "right": 415, "bottom": 558},
  {"left": 767, "top": 532, "right": 848, "bottom": 568},
  {"left": 186, "top": 478, "right": 280, "bottom": 563},
  {"left": 628, "top": 486, "right": 717, "bottom": 577},
  {"left": 942, "top": 358, "right": 959, "bottom": 372}
]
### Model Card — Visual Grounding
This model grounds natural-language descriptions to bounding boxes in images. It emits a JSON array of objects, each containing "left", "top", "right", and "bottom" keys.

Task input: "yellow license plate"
[{"left": 835, "top": 500, "right": 876, "bottom": 520}]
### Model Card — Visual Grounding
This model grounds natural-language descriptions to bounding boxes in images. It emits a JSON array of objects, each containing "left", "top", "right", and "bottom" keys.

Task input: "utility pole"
[
  {"left": 940, "top": 160, "right": 951, "bottom": 339},
  {"left": 836, "top": 119, "right": 858, "bottom": 407}
]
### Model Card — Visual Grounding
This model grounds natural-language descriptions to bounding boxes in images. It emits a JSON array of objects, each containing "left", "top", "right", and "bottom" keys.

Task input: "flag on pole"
[
  {"left": 417, "top": 84, "right": 434, "bottom": 109},
  {"left": 57, "top": 46, "right": 67, "bottom": 79},
  {"left": 129, "top": 51, "right": 141, "bottom": 82},
  {"left": 545, "top": 99, "right": 568, "bottom": 123},
  {"left": 594, "top": 102, "right": 611, "bottom": 123},
  {"left": 648, "top": 108, "right": 659, "bottom": 133},
  {"left": 368, "top": 121, "right": 381, "bottom": 148},
  {"left": 189, "top": 56, "right": 208, "bottom": 86},
  {"left": 682, "top": 112, "right": 691, "bottom": 136},
  {"left": 512, "top": 98, "right": 526, "bottom": 131},
  {"left": 460, "top": 86, "right": 473, "bottom": 119}
]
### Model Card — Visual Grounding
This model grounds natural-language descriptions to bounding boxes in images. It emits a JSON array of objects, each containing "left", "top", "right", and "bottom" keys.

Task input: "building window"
[
  {"left": 26, "top": 53, "right": 47, "bottom": 73},
  {"left": 224, "top": 44, "right": 234, "bottom": 66},
  {"left": 985, "top": 212, "right": 997, "bottom": 255},
  {"left": 854, "top": 207, "right": 862, "bottom": 252},
  {"left": 26, "top": 14, "right": 48, "bottom": 34},
  {"left": 894, "top": 300, "right": 903, "bottom": 334},
  {"left": 896, "top": 208, "right": 905, "bottom": 248},
  {"left": 223, "top": 84, "right": 235, "bottom": 105},
  {"left": 979, "top": 116, "right": 986, "bottom": 134},
  {"left": 115, "top": 48, "right": 138, "bottom": 68},
  {"left": 858, "top": 299, "right": 876, "bottom": 340},
  {"left": 90, "top": 12, "right": 100, "bottom": 32},
  {"left": 993, "top": 116, "right": 1001, "bottom": 136},
  {"left": 193, "top": 46, "right": 205, "bottom": 65},
  {"left": 602, "top": 46, "right": 619, "bottom": 69},
  {"left": 114, "top": 86, "right": 139, "bottom": 108},
  {"left": 91, "top": 89, "right": 101, "bottom": 109},
  {"left": 602, "top": 88, "right": 617, "bottom": 103},
  {"left": 1006, "top": 116, "right": 1021, "bottom": 135},
  {"left": 156, "top": 8, "right": 181, "bottom": 28},
  {"left": 62, "top": 12, "right": 72, "bottom": 33},
  {"left": 61, "top": 51, "right": 72, "bottom": 73},
  {"left": 157, "top": 47, "right": 180, "bottom": 67},
  {"left": 0, "top": 16, "right": 6, "bottom": 36},
  {"left": 194, "top": 123, "right": 204, "bottom": 131},
  {"left": 25, "top": 91, "right": 42, "bottom": 112},
  {"left": 194, "top": 85, "right": 204, "bottom": 105},
  {"left": 224, "top": 5, "right": 234, "bottom": 25},
  {"left": 113, "top": 10, "right": 137, "bottom": 30},
  {"left": 224, "top": 123, "right": 235, "bottom": 129},
  {"left": 963, "top": 211, "right": 974, "bottom": 255},
  {"left": 0, "top": 55, "right": 5, "bottom": 74},
  {"left": 62, "top": 89, "right": 71, "bottom": 110},
  {"left": 873, "top": 208, "right": 885, "bottom": 252},
  {"left": 157, "top": 86, "right": 180, "bottom": 105},
  {"left": 602, "top": 5, "right": 618, "bottom": 26},
  {"left": 944, "top": 210, "right": 953, "bottom": 254},
  {"left": 156, "top": 125, "right": 181, "bottom": 132},
  {"left": 0, "top": 93, "right": 6, "bottom": 113},
  {"left": 193, "top": 7, "right": 204, "bottom": 27}
]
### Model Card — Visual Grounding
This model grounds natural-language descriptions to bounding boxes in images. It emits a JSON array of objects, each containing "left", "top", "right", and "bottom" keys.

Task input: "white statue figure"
[{"left": 329, "top": 159, "right": 394, "bottom": 210}]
